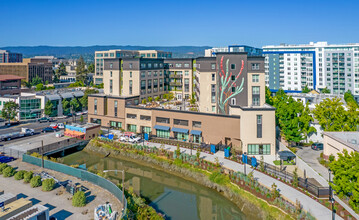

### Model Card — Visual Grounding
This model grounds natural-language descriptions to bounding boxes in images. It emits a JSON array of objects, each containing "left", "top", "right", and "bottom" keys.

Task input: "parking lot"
[{"left": 296, "top": 146, "right": 330, "bottom": 180}]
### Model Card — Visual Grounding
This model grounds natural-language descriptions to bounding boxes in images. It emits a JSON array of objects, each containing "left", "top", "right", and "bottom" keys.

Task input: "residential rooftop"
[{"left": 324, "top": 132, "right": 359, "bottom": 152}]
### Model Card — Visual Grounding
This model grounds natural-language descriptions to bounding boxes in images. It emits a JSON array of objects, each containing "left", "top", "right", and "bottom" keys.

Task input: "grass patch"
[
  {"left": 209, "top": 171, "right": 230, "bottom": 185},
  {"left": 273, "top": 160, "right": 295, "bottom": 165}
]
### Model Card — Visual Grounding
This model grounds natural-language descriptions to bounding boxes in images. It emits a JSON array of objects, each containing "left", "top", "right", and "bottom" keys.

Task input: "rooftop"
[
  {"left": 263, "top": 41, "right": 359, "bottom": 49},
  {"left": 324, "top": 132, "right": 359, "bottom": 152},
  {"left": 8, "top": 204, "right": 48, "bottom": 220}
]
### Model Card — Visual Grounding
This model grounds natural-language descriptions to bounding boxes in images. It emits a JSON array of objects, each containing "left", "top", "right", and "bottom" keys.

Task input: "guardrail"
[
  {"left": 22, "top": 154, "right": 127, "bottom": 218},
  {"left": 27, "top": 138, "right": 88, "bottom": 156}
]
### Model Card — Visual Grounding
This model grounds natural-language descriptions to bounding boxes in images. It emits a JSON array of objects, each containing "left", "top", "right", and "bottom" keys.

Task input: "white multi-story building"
[{"left": 263, "top": 42, "right": 359, "bottom": 100}]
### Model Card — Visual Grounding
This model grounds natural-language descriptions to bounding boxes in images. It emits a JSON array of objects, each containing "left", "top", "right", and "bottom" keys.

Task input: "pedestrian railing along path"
[{"left": 22, "top": 154, "right": 127, "bottom": 219}]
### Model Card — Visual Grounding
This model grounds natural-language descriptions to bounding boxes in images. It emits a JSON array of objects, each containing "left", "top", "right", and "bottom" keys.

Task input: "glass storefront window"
[
  {"left": 142, "top": 127, "right": 151, "bottom": 133},
  {"left": 20, "top": 98, "right": 42, "bottom": 120},
  {"left": 110, "top": 121, "right": 122, "bottom": 128},
  {"left": 193, "top": 135, "right": 201, "bottom": 143},
  {"left": 127, "top": 124, "right": 137, "bottom": 133},
  {"left": 156, "top": 129, "right": 170, "bottom": 138},
  {"left": 248, "top": 144, "right": 271, "bottom": 155},
  {"left": 175, "top": 132, "right": 188, "bottom": 141}
]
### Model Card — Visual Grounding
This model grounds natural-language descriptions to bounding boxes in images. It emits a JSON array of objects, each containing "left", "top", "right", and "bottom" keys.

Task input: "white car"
[
  {"left": 128, "top": 135, "right": 141, "bottom": 143},
  {"left": 119, "top": 136, "right": 128, "bottom": 142},
  {"left": 57, "top": 123, "right": 65, "bottom": 129}
]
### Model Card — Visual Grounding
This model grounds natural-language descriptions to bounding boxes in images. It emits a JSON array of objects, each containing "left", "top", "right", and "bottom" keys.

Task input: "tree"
[
  {"left": 80, "top": 115, "right": 84, "bottom": 123},
  {"left": 142, "top": 99, "right": 147, "bottom": 104},
  {"left": 312, "top": 98, "right": 350, "bottom": 131},
  {"left": 301, "top": 85, "right": 310, "bottom": 93},
  {"left": 1, "top": 101, "right": 19, "bottom": 122},
  {"left": 76, "top": 56, "right": 88, "bottom": 85},
  {"left": 44, "top": 100, "right": 54, "bottom": 117},
  {"left": 42, "top": 178, "right": 55, "bottom": 191},
  {"left": 329, "top": 150, "right": 359, "bottom": 211},
  {"left": 21, "top": 80, "right": 32, "bottom": 88},
  {"left": 265, "top": 86, "right": 273, "bottom": 105},
  {"left": 72, "top": 191, "right": 86, "bottom": 207},
  {"left": 62, "top": 99, "right": 70, "bottom": 115},
  {"left": 56, "top": 63, "right": 67, "bottom": 76},
  {"left": 70, "top": 98, "right": 81, "bottom": 113},
  {"left": 292, "top": 168, "right": 299, "bottom": 187},
  {"left": 87, "top": 63, "right": 95, "bottom": 73},
  {"left": 344, "top": 90, "right": 359, "bottom": 107},
  {"left": 31, "top": 75, "right": 43, "bottom": 86},
  {"left": 35, "top": 83, "right": 44, "bottom": 91},
  {"left": 2, "top": 166, "right": 15, "bottom": 177},
  {"left": 299, "top": 102, "right": 317, "bottom": 141},
  {"left": 30, "top": 176, "right": 42, "bottom": 188},
  {"left": 321, "top": 87, "right": 331, "bottom": 94},
  {"left": 14, "top": 170, "right": 26, "bottom": 180}
]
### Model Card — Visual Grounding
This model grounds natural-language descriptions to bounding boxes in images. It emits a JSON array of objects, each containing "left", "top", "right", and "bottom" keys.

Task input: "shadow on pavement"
[
  {"left": 17, "top": 193, "right": 28, "bottom": 199},
  {"left": 29, "top": 198, "right": 41, "bottom": 205},
  {"left": 43, "top": 203, "right": 56, "bottom": 211},
  {"left": 51, "top": 209, "right": 73, "bottom": 219}
]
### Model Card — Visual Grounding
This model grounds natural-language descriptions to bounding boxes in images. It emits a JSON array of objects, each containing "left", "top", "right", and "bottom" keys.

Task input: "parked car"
[
  {"left": 42, "top": 127, "right": 58, "bottom": 133},
  {"left": 128, "top": 135, "right": 141, "bottom": 143},
  {"left": 5, "top": 121, "right": 20, "bottom": 127},
  {"left": 119, "top": 136, "right": 128, "bottom": 142},
  {"left": 311, "top": 143, "right": 323, "bottom": 150},
  {"left": 57, "top": 123, "right": 65, "bottom": 129},
  {"left": 50, "top": 123, "right": 58, "bottom": 129},
  {"left": 37, "top": 117, "right": 53, "bottom": 123},
  {"left": 0, "top": 128, "right": 35, "bottom": 141}
]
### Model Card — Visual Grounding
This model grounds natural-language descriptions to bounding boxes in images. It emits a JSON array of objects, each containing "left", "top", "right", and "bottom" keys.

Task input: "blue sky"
[{"left": 1, "top": 0, "right": 358, "bottom": 47}]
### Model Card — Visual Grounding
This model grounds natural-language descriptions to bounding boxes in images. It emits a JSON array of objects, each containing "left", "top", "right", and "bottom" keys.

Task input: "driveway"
[{"left": 296, "top": 147, "right": 329, "bottom": 181}]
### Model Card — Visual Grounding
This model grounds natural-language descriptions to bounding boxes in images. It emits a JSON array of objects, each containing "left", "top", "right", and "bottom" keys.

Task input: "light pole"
[
  {"left": 329, "top": 168, "right": 335, "bottom": 220},
  {"left": 103, "top": 170, "right": 125, "bottom": 213}
]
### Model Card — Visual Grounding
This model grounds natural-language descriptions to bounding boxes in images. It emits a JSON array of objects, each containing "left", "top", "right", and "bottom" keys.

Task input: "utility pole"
[{"left": 41, "top": 140, "right": 44, "bottom": 168}]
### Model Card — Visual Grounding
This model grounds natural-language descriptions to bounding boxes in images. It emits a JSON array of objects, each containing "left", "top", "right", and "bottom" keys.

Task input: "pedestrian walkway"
[{"left": 143, "top": 141, "right": 342, "bottom": 220}]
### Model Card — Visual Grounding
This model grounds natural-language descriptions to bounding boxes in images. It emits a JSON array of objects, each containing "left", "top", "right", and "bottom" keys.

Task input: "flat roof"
[
  {"left": 9, "top": 204, "right": 48, "bottom": 220},
  {"left": 324, "top": 132, "right": 359, "bottom": 152},
  {"left": 0, "top": 198, "right": 32, "bottom": 217},
  {"left": 2, "top": 133, "right": 72, "bottom": 153},
  {"left": 0, "top": 75, "right": 25, "bottom": 81}
]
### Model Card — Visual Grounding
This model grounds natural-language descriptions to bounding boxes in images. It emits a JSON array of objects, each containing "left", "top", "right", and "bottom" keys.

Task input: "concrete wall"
[{"left": 323, "top": 134, "right": 354, "bottom": 159}]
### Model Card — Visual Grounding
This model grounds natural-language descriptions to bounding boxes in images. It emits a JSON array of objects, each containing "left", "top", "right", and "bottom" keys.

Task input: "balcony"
[
  {"left": 169, "top": 74, "right": 182, "bottom": 79},
  {"left": 170, "top": 82, "right": 182, "bottom": 86}
]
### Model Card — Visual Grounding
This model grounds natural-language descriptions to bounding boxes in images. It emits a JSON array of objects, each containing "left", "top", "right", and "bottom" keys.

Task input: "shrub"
[
  {"left": 30, "top": 176, "right": 42, "bottom": 188},
  {"left": 72, "top": 191, "right": 86, "bottom": 207},
  {"left": 0, "top": 163, "right": 8, "bottom": 174},
  {"left": 209, "top": 171, "right": 230, "bottom": 185},
  {"left": 24, "top": 171, "right": 33, "bottom": 183},
  {"left": 3, "top": 166, "right": 15, "bottom": 177},
  {"left": 14, "top": 170, "right": 26, "bottom": 180},
  {"left": 42, "top": 178, "right": 55, "bottom": 191},
  {"left": 329, "top": 154, "right": 335, "bottom": 162}
]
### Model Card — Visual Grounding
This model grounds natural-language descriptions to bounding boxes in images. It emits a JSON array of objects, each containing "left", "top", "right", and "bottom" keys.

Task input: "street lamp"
[
  {"left": 329, "top": 168, "right": 335, "bottom": 220},
  {"left": 103, "top": 170, "right": 125, "bottom": 213}
]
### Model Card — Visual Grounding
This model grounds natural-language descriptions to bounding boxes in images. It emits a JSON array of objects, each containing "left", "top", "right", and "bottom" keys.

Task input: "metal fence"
[
  {"left": 1, "top": 147, "right": 26, "bottom": 158},
  {"left": 23, "top": 154, "right": 127, "bottom": 218},
  {"left": 255, "top": 158, "right": 329, "bottom": 198}
]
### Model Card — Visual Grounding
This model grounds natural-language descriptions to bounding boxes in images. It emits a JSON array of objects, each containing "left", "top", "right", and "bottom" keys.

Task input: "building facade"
[
  {"left": 94, "top": 49, "right": 172, "bottom": 85},
  {"left": 263, "top": 42, "right": 359, "bottom": 100},
  {"left": 323, "top": 132, "right": 359, "bottom": 160},
  {"left": 0, "top": 50, "right": 22, "bottom": 63},
  {"left": 88, "top": 52, "right": 276, "bottom": 156},
  {"left": 0, "top": 75, "right": 24, "bottom": 96},
  {"left": 0, "top": 58, "right": 53, "bottom": 83},
  {"left": 205, "top": 45, "right": 263, "bottom": 57}
]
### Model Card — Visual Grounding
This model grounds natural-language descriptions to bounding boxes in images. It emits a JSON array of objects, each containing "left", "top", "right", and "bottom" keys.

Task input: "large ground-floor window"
[
  {"left": 110, "top": 121, "right": 122, "bottom": 129},
  {"left": 248, "top": 144, "right": 271, "bottom": 155},
  {"left": 142, "top": 126, "right": 151, "bottom": 133},
  {"left": 91, "top": 118, "right": 102, "bottom": 125},
  {"left": 174, "top": 132, "right": 188, "bottom": 141},
  {"left": 156, "top": 129, "right": 170, "bottom": 138},
  {"left": 192, "top": 134, "right": 202, "bottom": 144},
  {"left": 127, "top": 124, "right": 137, "bottom": 133}
]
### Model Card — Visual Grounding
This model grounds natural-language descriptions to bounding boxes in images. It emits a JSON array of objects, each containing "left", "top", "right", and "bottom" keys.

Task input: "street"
[
  {"left": 296, "top": 146, "right": 330, "bottom": 181},
  {"left": 0, "top": 115, "right": 87, "bottom": 145}
]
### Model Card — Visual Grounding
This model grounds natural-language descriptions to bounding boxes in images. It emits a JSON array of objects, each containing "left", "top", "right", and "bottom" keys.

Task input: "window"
[
  {"left": 147, "top": 79, "right": 152, "bottom": 89},
  {"left": 156, "top": 129, "right": 170, "bottom": 138},
  {"left": 129, "top": 63, "right": 133, "bottom": 69},
  {"left": 252, "top": 86, "right": 260, "bottom": 106},
  {"left": 211, "top": 84, "right": 216, "bottom": 103},
  {"left": 156, "top": 117, "right": 170, "bottom": 124},
  {"left": 110, "top": 63, "right": 113, "bottom": 68},
  {"left": 185, "top": 71, "right": 189, "bottom": 76},
  {"left": 141, "top": 80, "right": 146, "bottom": 90},
  {"left": 130, "top": 72, "right": 132, "bottom": 77},
  {"left": 251, "top": 63, "right": 260, "bottom": 70},
  {"left": 148, "top": 63, "right": 152, "bottom": 68},
  {"left": 252, "top": 86, "right": 260, "bottom": 94},
  {"left": 184, "top": 63, "right": 190, "bottom": 68},
  {"left": 192, "top": 121, "right": 201, "bottom": 128},
  {"left": 252, "top": 74, "right": 259, "bottom": 82},
  {"left": 174, "top": 119, "right": 189, "bottom": 126},
  {"left": 212, "top": 106, "right": 215, "bottom": 112},
  {"left": 110, "top": 121, "right": 122, "bottom": 128},
  {"left": 232, "top": 87, "right": 235, "bottom": 92},
  {"left": 212, "top": 73, "right": 215, "bottom": 81},
  {"left": 248, "top": 144, "right": 270, "bottom": 155},
  {"left": 211, "top": 63, "right": 216, "bottom": 69},
  {"left": 257, "top": 115, "right": 262, "bottom": 138},
  {"left": 140, "top": 115, "right": 151, "bottom": 121},
  {"left": 231, "top": 64, "right": 236, "bottom": 70},
  {"left": 231, "top": 75, "right": 235, "bottom": 81},
  {"left": 94, "top": 99, "right": 97, "bottom": 115},
  {"left": 127, "top": 113, "right": 137, "bottom": 119},
  {"left": 231, "top": 98, "right": 236, "bottom": 105},
  {"left": 127, "top": 124, "right": 137, "bottom": 132},
  {"left": 114, "top": 101, "right": 118, "bottom": 117},
  {"left": 110, "top": 71, "right": 112, "bottom": 77},
  {"left": 141, "top": 72, "right": 145, "bottom": 78},
  {"left": 129, "top": 80, "right": 132, "bottom": 95},
  {"left": 110, "top": 80, "right": 113, "bottom": 93}
]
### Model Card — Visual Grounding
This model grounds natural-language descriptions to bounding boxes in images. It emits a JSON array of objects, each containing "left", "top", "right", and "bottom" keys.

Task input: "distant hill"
[{"left": 0, "top": 45, "right": 212, "bottom": 62}]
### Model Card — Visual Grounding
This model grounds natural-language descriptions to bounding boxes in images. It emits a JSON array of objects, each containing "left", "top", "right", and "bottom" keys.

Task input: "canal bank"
[{"left": 62, "top": 140, "right": 295, "bottom": 220}]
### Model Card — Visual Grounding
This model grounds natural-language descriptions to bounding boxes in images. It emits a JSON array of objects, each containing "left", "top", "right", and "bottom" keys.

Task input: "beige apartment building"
[
  {"left": 323, "top": 132, "right": 359, "bottom": 159},
  {"left": 88, "top": 52, "right": 276, "bottom": 155},
  {"left": 94, "top": 49, "right": 172, "bottom": 85}
]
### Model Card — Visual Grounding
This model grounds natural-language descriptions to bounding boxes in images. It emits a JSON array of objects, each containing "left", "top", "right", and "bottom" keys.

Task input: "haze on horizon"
[{"left": 1, "top": 0, "right": 358, "bottom": 48}]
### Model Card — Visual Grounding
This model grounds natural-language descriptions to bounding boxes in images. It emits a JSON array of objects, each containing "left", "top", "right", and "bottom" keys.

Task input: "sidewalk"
[{"left": 143, "top": 141, "right": 342, "bottom": 220}]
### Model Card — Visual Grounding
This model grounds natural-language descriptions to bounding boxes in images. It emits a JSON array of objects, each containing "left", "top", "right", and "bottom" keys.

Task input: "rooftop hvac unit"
[{"left": 351, "top": 139, "right": 357, "bottom": 144}]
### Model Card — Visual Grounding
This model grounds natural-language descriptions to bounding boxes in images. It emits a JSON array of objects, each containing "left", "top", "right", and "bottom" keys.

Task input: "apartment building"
[
  {"left": 0, "top": 75, "right": 24, "bottom": 96},
  {"left": 164, "top": 58, "right": 194, "bottom": 100},
  {"left": 0, "top": 58, "right": 53, "bottom": 83},
  {"left": 205, "top": 45, "right": 263, "bottom": 57},
  {"left": 103, "top": 58, "right": 167, "bottom": 100},
  {"left": 94, "top": 49, "right": 172, "bottom": 85},
  {"left": 263, "top": 42, "right": 359, "bottom": 100},
  {"left": 0, "top": 50, "right": 22, "bottom": 63},
  {"left": 88, "top": 52, "right": 276, "bottom": 156}
]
